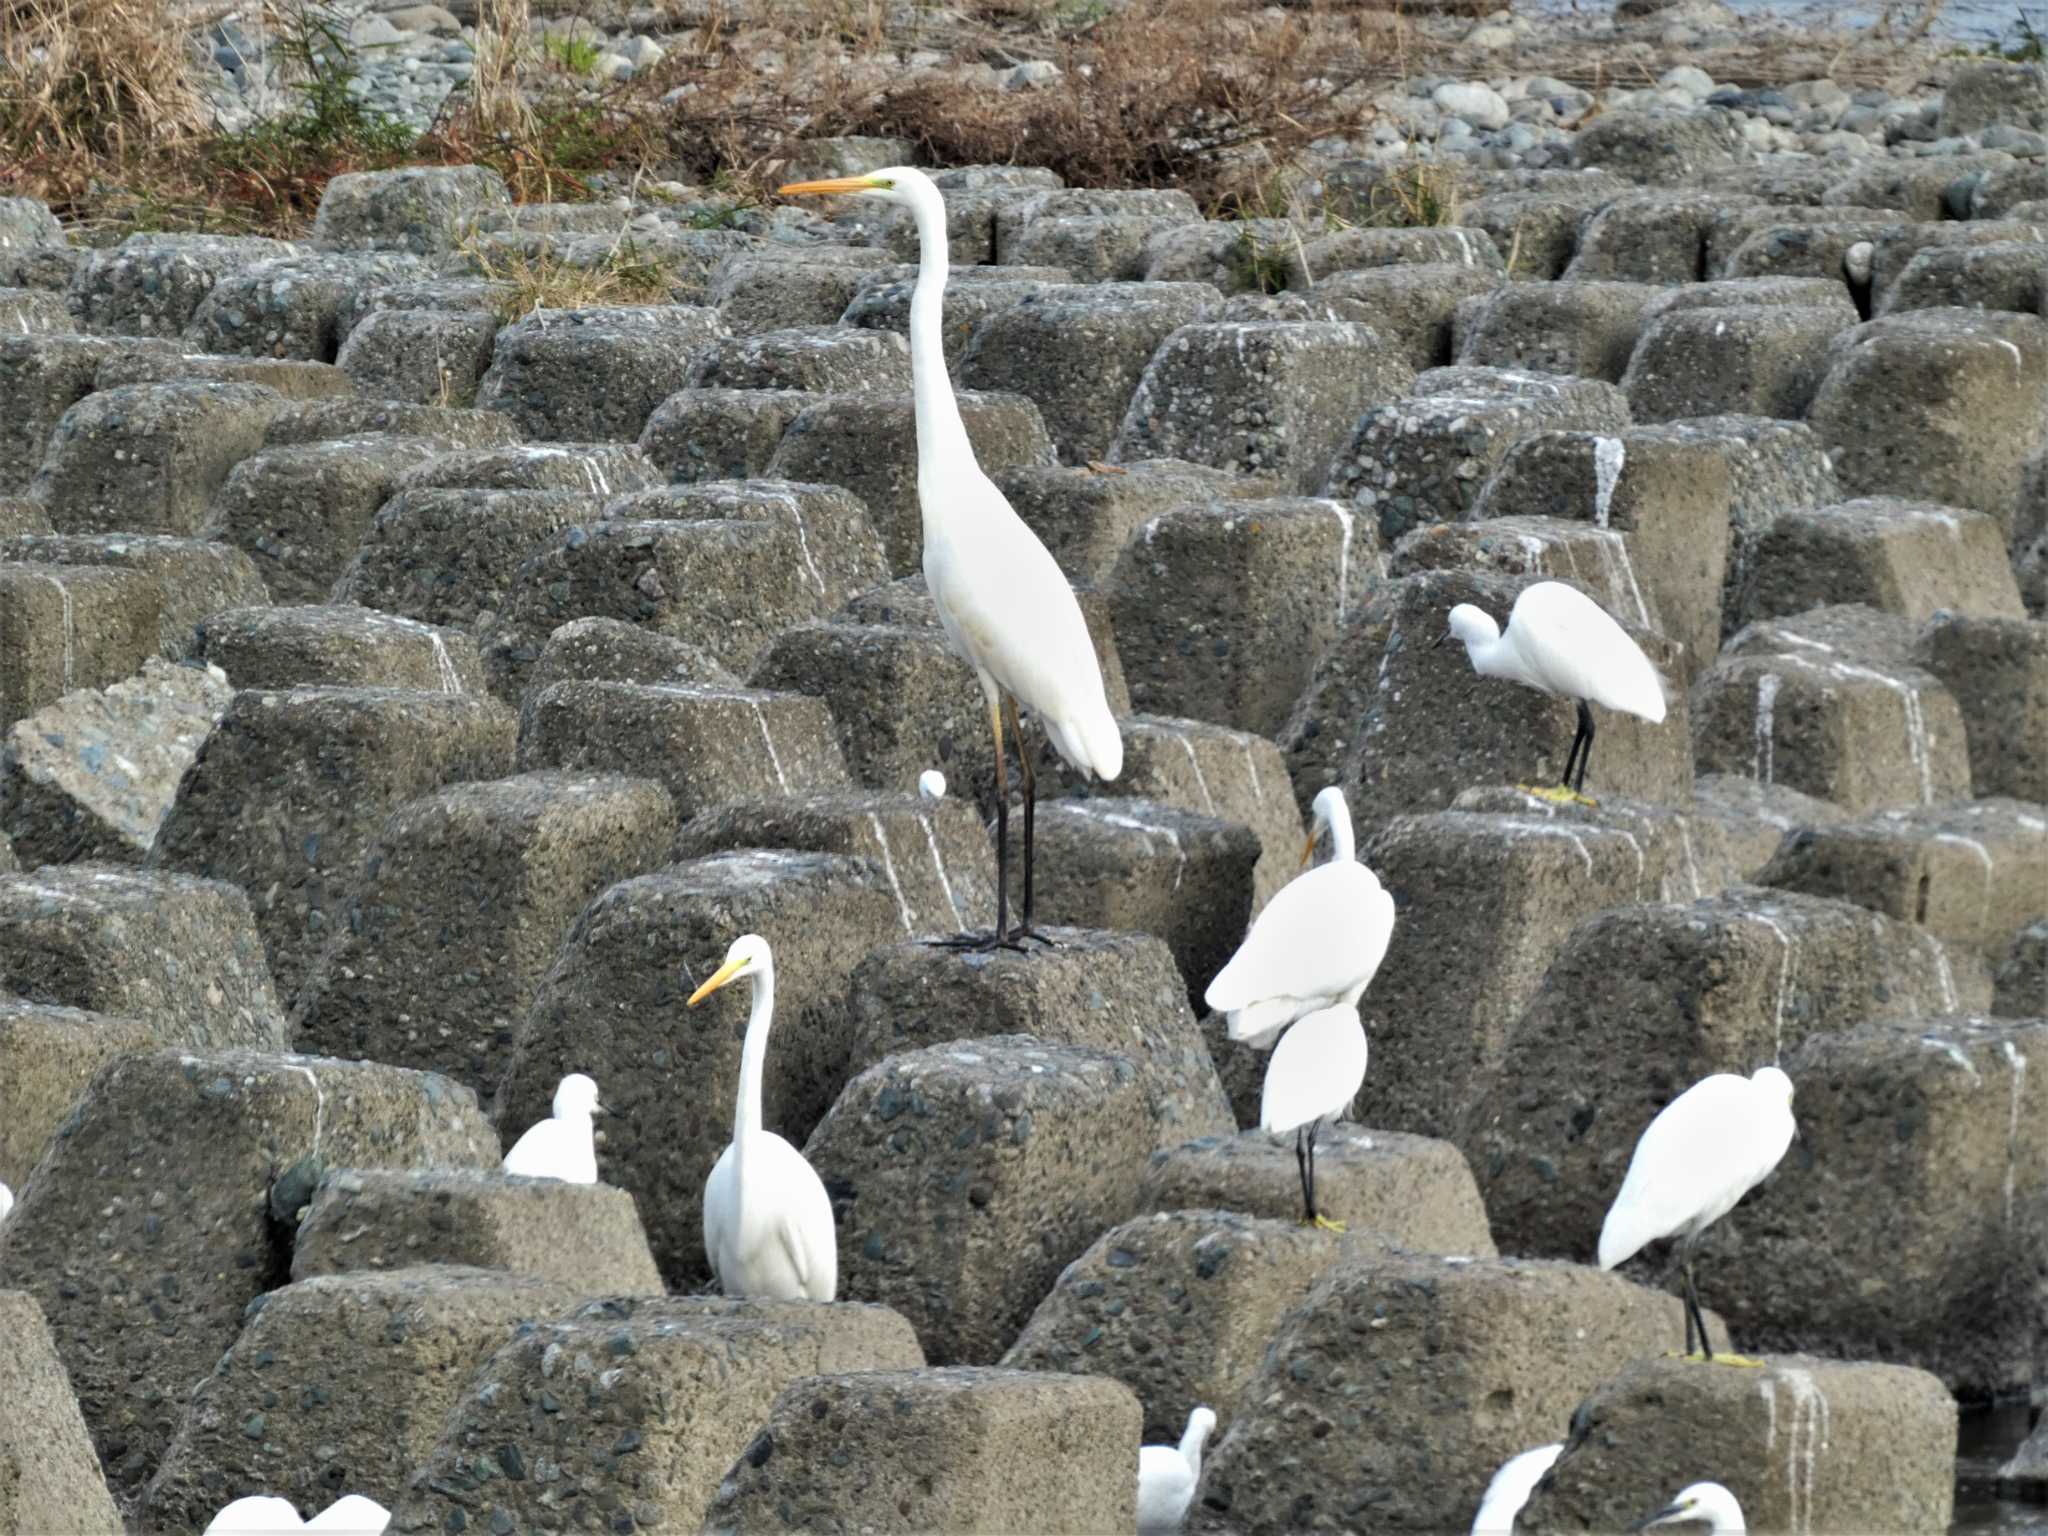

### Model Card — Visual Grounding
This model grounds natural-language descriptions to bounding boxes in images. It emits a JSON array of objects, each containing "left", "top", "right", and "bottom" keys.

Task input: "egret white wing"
[
  {"left": 1136, "top": 1446, "right": 1196, "bottom": 1535},
  {"left": 1260, "top": 1004, "right": 1368, "bottom": 1135},
  {"left": 1206, "top": 862, "right": 1394, "bottom": 1018},
  {"left": 1471, "top": 1443, "right": 1562, "bottom": 1535},
  {"left": 1597, "top": 1073, "right": 1781, "bottom": 1268},
  {"left": 1508, "top": 581, "right": 1667, "bottom": 722},
  {"left": 502, "top": 1118, "right": 573, "bottom": 1181}
]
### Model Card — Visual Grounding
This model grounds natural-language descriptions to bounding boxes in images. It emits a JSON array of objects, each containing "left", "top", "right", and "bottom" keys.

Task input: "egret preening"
[
  {"left": 1471, "top": 1443, "right": 1563, "bottom": 1536},
  {"left": 305, "top": 1495, "right": 391, "bottom": 1534},
  {"left": 780, "top": 168, "right": 1123, "bottom": 952},
  {"left": 502, "top": 1072, "right": 604, "bottom": 1184},
  {"left": 1438, "top": 580, "right": 1668, "bottom": 805},
  {"left": 1137, "top": 1405, "right": 1216, "bottom": 1535},
  {"left": 1630, "top": 1482, "right": 1747, "bottom": 1534},
  {"left": 204, "top": 1497, "right": 305, "bottom": 1535},
  {"left": 689, "top": 934, "right": 838, "bottom": 1302},
  {"left": 1599, "top": 1066, "right": 1796, "bottom": 1363}
]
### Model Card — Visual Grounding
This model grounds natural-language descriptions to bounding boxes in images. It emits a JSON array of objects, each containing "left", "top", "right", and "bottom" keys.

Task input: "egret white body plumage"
[
  {"left": 1442, "top": 580, "right": 1668, "bottom": 801},
  {"left": 689, "top": 934, "right": 837, "bottom": 1302},
  {"left": 203, "top": 1496, "right": 305, "bottom": 1535},
  {"left": 1205, "top": 787, "right": 1395, "bottom": 1050},
  {"left": 917, "top": 769, "right": 947, "bottom": 801},
  {"left": 1631, "top": 1481, "right": 1746, "bottom": 1534},
  {"left": 1471, "top": 1442, "right": 1562, "bottom": 1535},
  {"left": 304, "top": 1495, "right": 391, "bottom": 1534},
  {"left": 0, "top": 1179, "right": 13, "bottom": 1222},
  {"left": 1600, "top": 1066, "right": 1796, "bottom": 1361},
  {"left": 501, "top": 1073, "right": 603, "bottom": 1184},
  {"left": 1136, "top": 1405, "right": 1216, "bottom": 1535},
  {"left": 780, "top": 167, "right": 1121, "bottom": 950}
]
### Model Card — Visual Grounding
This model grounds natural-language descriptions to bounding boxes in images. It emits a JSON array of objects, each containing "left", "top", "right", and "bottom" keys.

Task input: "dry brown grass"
[
  {"left": 462, "top": 232, "right": 675, "bottom": 320},
  {"left": 1, "top": 0, "right": 215, "bottom": 166}
]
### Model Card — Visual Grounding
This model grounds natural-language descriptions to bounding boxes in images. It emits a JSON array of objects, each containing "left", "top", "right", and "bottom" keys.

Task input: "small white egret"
[
  {"left": 203, "top": 1496, "right": 304, "bottom": 1535},
  {"left": 1599, "top": 1066, "right": 1796, "bottom": 1363},
  {"left": 502, "top": 1072, "right": 604, "bottom": 1184},
  {"left": 1259, "top": 1003, "right": 1368, "bottom": 1230},
  {"left": 1438, "top": 580, "right": 1668, "bottom": 804},
  {"left": 0, "top": 1179, "right": 13, "bottom": 1222},
  {"left": 1630, "top": 1481, "right": 1747, "bottom": 1534},
  {"left": 1137, "top": 1405, "right": 1216, "bottom": 1535},
  {"left": 304, "top": 1495, "right": 390, "bottom": 1534},
  {"left": 1205, "top": 786, "right": 1396, "bottom": 1049},
  {"left": 781, "top": 167, "right": 1123, "bottom": 952},
  {"left": 1471, "top": 1442, "right": 1562, "bottom": 1535},
  {"left": 917, "top": 769, "right": 947, "bottom": 801},
  {"left": 688, "top": 934, "right": 838, "bottom": 1301}
]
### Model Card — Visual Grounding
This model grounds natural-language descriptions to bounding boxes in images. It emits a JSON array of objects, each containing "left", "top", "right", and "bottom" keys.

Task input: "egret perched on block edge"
[
  {"left": 1599, "top": 1066, "right": 1796, "bottom": 1364},
  {"left": 502, "top": 1072, "right": 604, "bottom": 1184},
  {"left": 780, "top": 168, "right": 1123, "bottom": 952},
  {"left": 1630, "top": 1482, "right": 1747, "bottom": 1534},
  {"left": 1137, "top": 1405, "right": 1216, "bottom": 1534},
  {"left": 1471, "top": 1443, "right": 1562, "bottom": 1535},
  {"left": 1437, "top": 580, "right": 1667, "bottom": 805},
  {"left": 689, "top": 934, "right": 838, "bottom": 1301}
]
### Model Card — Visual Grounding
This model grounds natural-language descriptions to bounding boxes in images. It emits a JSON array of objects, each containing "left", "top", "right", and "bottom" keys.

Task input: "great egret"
[
  {"left": 688, "top": 934, "right": 838, "bottom": 1301},
  {"left": 502, "top": 1072, "right": 604, "bottom": 1184},
  {"left": 305, "top": 1496, "right": 390, "bottom": 1534},
  {"left": 1472, "top": 1443, "right": 1563, "bottom": 1535},
  {"left": 1438, "top": 580, "right": 1667, "bottom": 804},
  {"left": 780, "top": 167, "right": 1123, "bottom": 952},
  {"left": 203, "top": 1497, "right": 304, "bottom": 1535},
  {"left": 1137, "top": 1405, "right": 1216, "bottom": 1535},
  {"left": 1259, "top": 1003, "right": 1368, "bottom": 1230},
  {"left": 918, "top": 768, "right": 947, "bottom": 801},
  {"left": 1631, "top": 1482, "right": 1747, "bottom": 1534},
  {"left": 1205, "top": 786, "right": 1396, "bottom": 1049},
  {"left": 1599, "top": 1066, "right": 1796, "bottom": 1363}
]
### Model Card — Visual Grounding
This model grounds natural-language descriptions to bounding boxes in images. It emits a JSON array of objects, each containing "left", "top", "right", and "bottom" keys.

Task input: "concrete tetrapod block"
[
  {"left": 687, "top": 324, "right": 912, "bottom": 394},
  {"left": 0, "top": 1290, "right": 123, "bottom": 1536},
  {"left": 710, "top": 247, "right": 893, "bottom": 335},
  {"left": 476, "top": 304, "right": 726, "bottom": 441},
  {"left": 805, "top": 1036, "right": 1157, "bottom": 1366},
  {"left": 1913, "top": 613, "right": 2048, "bottom": 802},
  {"left": 0, "top": 562, "right": 161, "bottom": 732},
  {"left": 395, "top": 442, "right": 658, "bottom": 497},
  {"left": 1993, "top": 919, "right": 2047, "bottom": 1018},
  {"left": 292, "top": 772, "right": 678, "bottom": 1086},
  {"left": 671, "top": 790, "right": 997, "bottom": 943},
  {"left": 1463, "top": 886, "right": 1991, "bottom": 1267},
  {"left": 197, "top": 604, "right": 485, "bottom": 692},
  {"left": 0, "top": 335, "right": 173, "bottom": 495},
  {"left": 1562, "top": 190, "right": 1745, "bottom": 283},
  {"left": 638, "top": 386, "right": 816, "bottom": 484},
  {"left": 334, "top": 306, "right": 499, "bottom": 405},
  {"left": 0, "top": 864, "right": 284, "bottom": 1047},
  {"left": 1517, "top": 1355, "right": 1957, "bottom": 1535},
  {"left": 0, "top": 531, "right": 268, "bottom": 661},
  {"left": 390, "top": 1295, "right": 925, "bottom": 1535},
  {"left": 311, "top": 166, "right": 510, "bottom": 253},
  {"left": 1456, "top": 280, "right": 1665, "bottom": 383},
  {"left": 525, "top": 616, "right": 735, "bottom": 695},
  {"left": 291, "top": 1167, "right": 664, "bottom": 1292},
  {"left": 1186, "top": 1250, "right": 1721, "bottom": 1535},
  {"left": 66, "top": 233, "right": 296, "bottom": 337},
  {"left": 843, "top": 267, "right": 1072, "bottom": 379},
  {"left": 0, "top": 1049, "right": 498, "bottom": 1499},
  {"left": 842, "top": 930, "right": 1235, "bottom": 1153},
  {"left": 154, "top": 686, "right": 517, "bottom": 1006},
  {"left": 136, "top": 1266, "right": 589, "bottom": 1531},
  {"left": 994, "top": 458, "right": 1253, "bottom": 585},
  {"left": 1312, "top": 262, "right": 1504, "bottom": 372},
  {"left": 706, "top": 1368, "right": 1139, "bottom": 1534},
  {"left": 90, "top": 350, "right": 349, "bottom": 400},
  {"left": 494, "top": 851, "right": 903, "bottom": 1285},
  {"left": 1734, "top": 498, "right": 2025, "bottom": 627},
  {"left": 0, "top": 999, "right": 155, "bottom": 1191},
  {"left": 1622, "top": 304, "right": 1852, "bottom": 422},
  {"left": 184, "top": 251, "right": 426, "bottom": 362}
]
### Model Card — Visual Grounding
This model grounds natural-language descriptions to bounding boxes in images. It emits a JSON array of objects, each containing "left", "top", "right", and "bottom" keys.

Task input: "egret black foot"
[
  {"left": 928, "top": 931, "right": 1030, "bottom": 955},
  {"left": 1005, "top": 925, "right": 1058, "bottom": 950}
]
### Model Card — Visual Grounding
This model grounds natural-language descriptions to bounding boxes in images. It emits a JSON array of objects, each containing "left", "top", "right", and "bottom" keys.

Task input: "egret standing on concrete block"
[
  {"left": 1438, "top": 580, "right": 1668, "bottom": 805},
  {"left": 780, "top": 167, "right": 1123, "bottom": 953},
  {"left": 502, "top": 1072, "right": 604, "bottom": 1184},
  {"left": 1599, "top": 1066, "right": 1796, "bottom": 1363}
]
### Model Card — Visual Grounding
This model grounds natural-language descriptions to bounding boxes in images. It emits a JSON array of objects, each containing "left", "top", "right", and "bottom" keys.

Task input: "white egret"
[
  {"left": 1137, "top": 1405, "right": 1216, "bottom": 1535},
  {"left": 502, "top": 1072, "right": 604, "bottom": 1184},
  {"left": 1631, "top": 1481, "right": 1747, "bottom": 1534},
  {"left": 203, "top": 1497, "right": 304, "bottom": 1535},
  {"left": 304, "top": 1495, "right": 390, "bottom": 1534},
  {"left": 1259, "top": 1003, "right": 1368, "bottom": 1230},
  {"left": 1438, "top": 580, "right": 1667, "bottom": 804},
  {"left": 1205, "top": 786, "right": 1396, "bottom": 1049},
  {"left": 918, "top": 768, "right": 946, "bottom": 801},
  {"left": 0, "top": 1179, "right": 13, "bottom": 1222},
  {"left": 1599, "top": 1066, "right": 1796, "bottom": 1363},
  {"left": 781, "top": 167, "right": 1123, "bottom": 952},
  {"left": 1471, "top": 1443, "right": 1562, "bottom": 1535},
  {"left": 688, "top": 934, "right": 837, "bottom": 1301}
]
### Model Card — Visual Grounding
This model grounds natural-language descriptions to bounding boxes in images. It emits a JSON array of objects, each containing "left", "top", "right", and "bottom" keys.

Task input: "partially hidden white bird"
[
  {"left": 1439, "top": 580, "right": 1668, "bottom": 805},
  {"left": 203, "top": 1496, "right": 305, "bottom": 1535},
  {"left": 917, "top": 768, "right": 947, "bottom": 801},
  {"left": 1630, "top": 1481, "right": 1747, "bottom": 1534},
  {"left": 781, "top": 167, "right": 1122, "bottom": 952},
  {"left": 1137, "top": 1405, "right": 1216, "bottom": 1535},
  {"left": 688, "top": 934, "right": 837, "bottom": 1301},
  {"left": 304, "top": 1495, "right": 390, "bottom": 1534},
  {"left": 502, "top": 1072, "right": 604, "bottom": 1184},
  {"left": 0, "top": 1179, "right": 13, "bottom": 1223},
  {"left": 1471, "top": 1442, "right": 1563, "bottom": 1535},
  {"left": 1599, "top": 1066, "right": 1797, "bottom": 1363}
]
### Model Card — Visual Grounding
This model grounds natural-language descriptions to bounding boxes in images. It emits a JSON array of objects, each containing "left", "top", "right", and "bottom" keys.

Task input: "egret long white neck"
[
  {"left": 903, "top": 180, "right": 974, "bottom": 482},
  {"left": 1181, "top": 1419, "right": 1212, "bottom": 1471},
  {"left": 734, "top": 961, "right": 777, "bottom": 1151}
]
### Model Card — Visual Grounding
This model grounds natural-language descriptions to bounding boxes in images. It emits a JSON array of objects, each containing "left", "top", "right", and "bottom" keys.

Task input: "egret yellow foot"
[
  {"left": 1310, "top": 1214, "right": 1348, "bottom": 1233},
  {"left": 1516, "top": 783, "right": 1599, "bottom": 807},
  {"left": 1664, "top": 1349, "right": 1769, "bottom": 1368}
]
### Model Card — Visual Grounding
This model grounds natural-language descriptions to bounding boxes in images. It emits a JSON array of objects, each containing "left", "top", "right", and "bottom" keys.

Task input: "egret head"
[
  {"left": 1186, "top": 1406, "right": 1218, "bottom": 1445},
  {"left": 778, "top": 166, "right": 934, "bottom": 206},
  {"left": 1753, "top": 1065, "right": 1795, "bottom": 1106},
  {"left": 689, "top": 933, "right": 773, "bottom": 1007},
  {"left": 1629, "top": 1482, "right": 1742, "bottom": 1531},
  {"left": 1440, "top": 602, "right": 1501, "bottom": 654},
  {"left": 1303, "top": 786, "right": 1349, "bottom": 867},
  {"left": 553, "top": 1072, "right": 604, "bottom": 1119}
]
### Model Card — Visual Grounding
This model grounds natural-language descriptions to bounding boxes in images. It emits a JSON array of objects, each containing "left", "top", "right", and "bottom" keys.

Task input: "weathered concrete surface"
[
  {"left": 0, "top": 1290, "right": 123, "bottom": 1536},
  {"left": 0, "top": 999, "right": 155, "bottom": 1191}
]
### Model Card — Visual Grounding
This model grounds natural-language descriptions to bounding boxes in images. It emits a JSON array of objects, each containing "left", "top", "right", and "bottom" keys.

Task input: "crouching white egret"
[
  {"left": 502, "top": 1072, "right": 604, "bottom": 1184},
  {"left": 781, "top": 167, "right": 1122, "bottom": 953},
  {"left": 1471, "top": 1442, "right": 1562, "bottom": 1535},
  {"left": 1438, "top": 580, "right": 1667, "bottom": 805},
  {"left": 304, "top": 1495, "right": 390, "bottom": 1534},
  {"left": 1631, "top": 1482, "right": 1747, "bottom": 1533},
  {"left": 1599, "top": 1066, "right": 1796, "bottom": 1363},
  {"left": 1137, "top": 1405, "right": 1216, "bottom": 1534},
  {"left": 689, "top": 934, "right": 838, "bottom": 1301}
]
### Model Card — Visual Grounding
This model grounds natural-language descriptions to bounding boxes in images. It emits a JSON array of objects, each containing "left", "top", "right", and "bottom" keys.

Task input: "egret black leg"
[
  {"left": 1004, "top": 697, "right": 1054, "bottom": 950},
  {"left": 1560, "top": 710, "right": 1587, "bottom": 789},
  {"left": 1682, "top": 1250, "right": 1714, "bottom": 1361},
  {"left": 1572, "top": 700, "right": 1597, "bottom": 795},
  {"left": 1295, "top": 1126, "right": 1312, "bottom": 1222},
  {"left": 930, "top": 695, "right": 1025, "bottom": 953}
]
